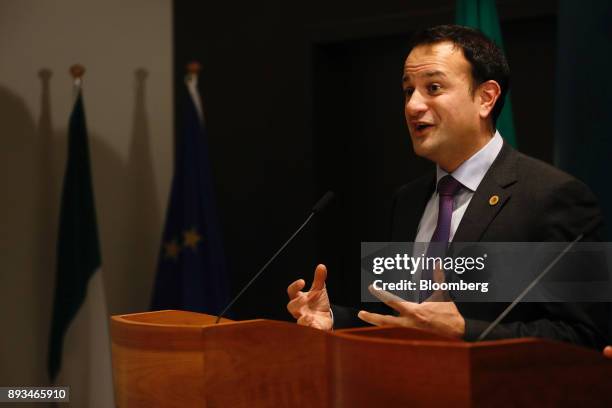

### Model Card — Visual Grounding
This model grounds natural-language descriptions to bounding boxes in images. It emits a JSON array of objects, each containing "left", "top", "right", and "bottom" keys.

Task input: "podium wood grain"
[{"left": 111, "top": 310, "right": 326, "bottom": 407}]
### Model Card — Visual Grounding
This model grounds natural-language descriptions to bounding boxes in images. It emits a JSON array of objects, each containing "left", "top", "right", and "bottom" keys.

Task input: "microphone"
[
  {"left": 312, "top": 191, "right": 335, "bottom": 214},
  {"left": 215, "top": 191, "right": 336, "bottom": 323},
  {"left": 477, "top": 216, "right": 603, "bottom": 341}
]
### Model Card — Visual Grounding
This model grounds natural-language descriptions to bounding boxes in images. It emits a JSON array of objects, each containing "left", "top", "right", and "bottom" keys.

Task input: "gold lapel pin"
[{"left": 489, "top": 195, "right": 500, "bottom": 206}]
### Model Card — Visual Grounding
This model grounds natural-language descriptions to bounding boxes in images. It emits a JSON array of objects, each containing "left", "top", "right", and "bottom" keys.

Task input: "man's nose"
[{"left": 405, "top": 90, "right": 428, "bottom": 118}]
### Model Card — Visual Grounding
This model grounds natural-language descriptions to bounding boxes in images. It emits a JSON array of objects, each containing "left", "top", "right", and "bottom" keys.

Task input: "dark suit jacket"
[{"left": 333, "top": 142, "right": 609, "bottom": 349}]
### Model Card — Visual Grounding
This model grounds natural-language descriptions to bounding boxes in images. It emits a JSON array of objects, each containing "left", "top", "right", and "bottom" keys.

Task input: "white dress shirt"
[{"left": 415, "top": 131, "right": 504, "bottom": 243}]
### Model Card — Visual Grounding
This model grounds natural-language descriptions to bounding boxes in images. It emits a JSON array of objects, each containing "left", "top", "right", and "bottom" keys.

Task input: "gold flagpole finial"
[
  {"left": 186, "top": 61, "right": 201, "bottom": 76},
  {"left": 70, "top": 64, "right": 86, "bottom": 79}
]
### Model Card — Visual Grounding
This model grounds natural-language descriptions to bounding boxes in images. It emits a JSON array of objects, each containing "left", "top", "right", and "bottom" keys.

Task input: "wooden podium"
[{"left": 110, "top": 310, "right": 612, "bottom": 407}]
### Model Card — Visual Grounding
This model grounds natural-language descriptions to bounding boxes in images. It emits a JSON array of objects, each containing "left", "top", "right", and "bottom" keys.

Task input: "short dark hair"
[{"left": 408, "top": 24, "right": 510, "bottom": 126}]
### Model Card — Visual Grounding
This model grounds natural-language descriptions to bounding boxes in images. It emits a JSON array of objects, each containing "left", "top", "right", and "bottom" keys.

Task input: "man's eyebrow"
[
  {"left": 422, "top": 70, "right": 447, "bottom": 78},
  {"left": 402, "top": 70, "right": 447, "bottom": 83}
]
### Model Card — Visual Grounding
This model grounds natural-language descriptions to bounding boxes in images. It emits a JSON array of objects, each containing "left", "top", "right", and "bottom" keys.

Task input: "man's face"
[{"left": 403, "top": 41, "right": 482, "bottom": 169}]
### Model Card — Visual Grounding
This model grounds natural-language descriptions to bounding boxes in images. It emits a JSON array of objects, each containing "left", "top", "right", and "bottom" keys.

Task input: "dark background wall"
[{"left": 174, "top": 0, "right": 558, "bottom": 320}]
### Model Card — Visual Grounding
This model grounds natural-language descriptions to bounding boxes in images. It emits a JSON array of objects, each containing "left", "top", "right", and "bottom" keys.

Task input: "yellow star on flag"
[
  {"left": 164, "top": 239, "right": 180, "bottom": 260},
  {"left": 183, "top": 228, "right": 202, "bottom": 250}
]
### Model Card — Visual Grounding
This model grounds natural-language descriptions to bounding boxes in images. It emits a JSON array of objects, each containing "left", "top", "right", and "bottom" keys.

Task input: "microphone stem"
[
  {"left": 215, "top": 212, "right": 316, "bottom": 323},
  {"left": 477, "top": 233, "right": 584, "bottom": 341}
]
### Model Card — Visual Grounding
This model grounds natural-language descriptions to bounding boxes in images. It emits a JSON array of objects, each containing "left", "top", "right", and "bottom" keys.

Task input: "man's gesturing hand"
[
  {"left": 357, "top": 286, "right": 465, "bottom": 338},
  {"left": 287, "top": 264, "right": 333, "bottom": 331}
]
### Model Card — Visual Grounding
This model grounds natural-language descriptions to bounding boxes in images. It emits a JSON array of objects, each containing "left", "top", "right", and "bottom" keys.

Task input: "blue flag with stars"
[{"left": 151, "top": 75, "right": 229, "bottom": 314}]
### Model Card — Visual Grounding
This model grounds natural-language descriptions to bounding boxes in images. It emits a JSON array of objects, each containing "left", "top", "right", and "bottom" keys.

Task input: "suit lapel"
[
  {"left": 392, "top": 171, "right": 435, "bottom": 241},
  {"left": 453, "top": 142, "right": 518, "bottom": 242},
  {"left": 407, "top": 173, "right": 436, "bottom": 241}
]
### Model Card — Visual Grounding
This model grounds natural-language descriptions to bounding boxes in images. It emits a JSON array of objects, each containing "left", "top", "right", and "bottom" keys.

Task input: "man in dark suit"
[{"left": 286, "top": 25, "right": 609, "bottom": 349}]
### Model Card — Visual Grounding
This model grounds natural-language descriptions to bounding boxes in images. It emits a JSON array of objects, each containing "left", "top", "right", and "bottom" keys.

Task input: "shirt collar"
[{"left": 436, "top": 130, "right": 504, "bottom": 192}]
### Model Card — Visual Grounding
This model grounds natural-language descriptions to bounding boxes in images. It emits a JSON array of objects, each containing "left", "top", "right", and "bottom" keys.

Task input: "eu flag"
[{"left": 151, "top": 74, "right": 229, "bottom": 314}]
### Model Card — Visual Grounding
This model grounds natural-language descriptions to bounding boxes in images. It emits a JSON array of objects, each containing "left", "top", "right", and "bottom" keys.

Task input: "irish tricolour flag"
[{"left": 47, "top": 86, "right": 114, "bottom": 407}]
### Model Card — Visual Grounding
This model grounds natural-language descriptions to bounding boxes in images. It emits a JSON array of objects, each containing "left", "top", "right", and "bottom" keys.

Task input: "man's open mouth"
[{"left": 415, "top": 123, "right": 433, "bottom": 131}]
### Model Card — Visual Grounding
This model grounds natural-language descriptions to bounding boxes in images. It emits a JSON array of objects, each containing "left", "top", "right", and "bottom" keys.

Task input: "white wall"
[{"left": 0, "top": 0, "right": 173, "bottom": 387}]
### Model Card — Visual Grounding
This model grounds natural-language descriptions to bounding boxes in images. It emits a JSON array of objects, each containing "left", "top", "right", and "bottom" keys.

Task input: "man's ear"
[{"left": 478, "top": 80, "right": 502, "bottom": 120}]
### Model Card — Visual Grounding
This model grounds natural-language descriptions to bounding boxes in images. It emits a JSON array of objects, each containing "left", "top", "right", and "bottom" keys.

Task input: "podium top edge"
[{"left": 111, "top": 310, "right": 236, "bottom": 328}]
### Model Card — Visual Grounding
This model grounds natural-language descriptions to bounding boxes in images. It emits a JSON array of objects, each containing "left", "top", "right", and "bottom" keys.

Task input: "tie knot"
[{"left": 437, "top": 175, "right": 462, "bottom": 196}]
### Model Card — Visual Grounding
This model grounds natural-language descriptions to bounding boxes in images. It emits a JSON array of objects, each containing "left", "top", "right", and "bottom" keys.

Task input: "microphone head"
[{"left": 312, "top": 191, "right": 335, "bottom": 214}]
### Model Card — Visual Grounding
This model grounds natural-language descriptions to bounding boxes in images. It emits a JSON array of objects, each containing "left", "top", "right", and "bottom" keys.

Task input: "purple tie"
[{"left": 420, "top": 175, "right": 463, "bottom": 302}]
